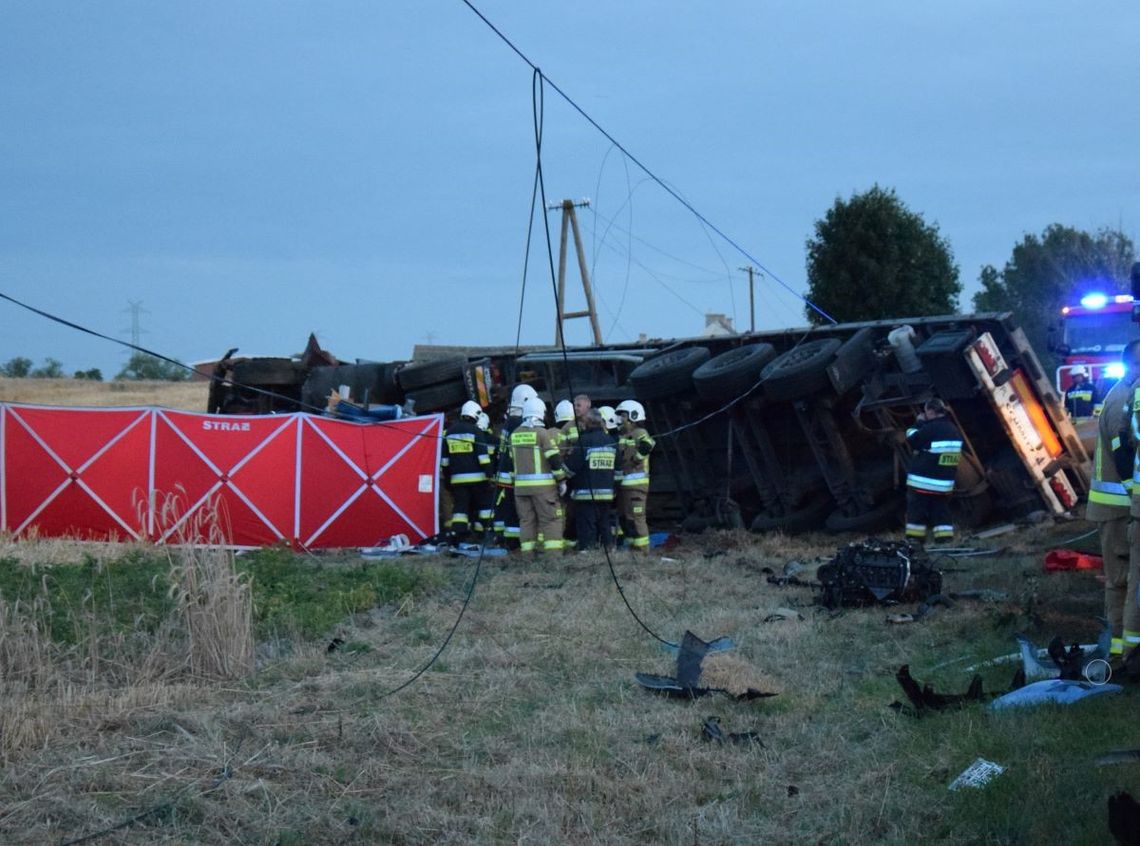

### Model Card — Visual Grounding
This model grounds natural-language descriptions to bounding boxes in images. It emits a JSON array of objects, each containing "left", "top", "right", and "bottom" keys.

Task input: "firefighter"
[
  {"left": 511, "top": 396, "right": 568, "bottom": 554},
  {"left": 904, "top": 397, "right": 962, "bottom": 546},
  {"left": 1120, "top": 339, "right": 1140, "bottom": 659},
  {"left": 553, "top": 399, "right": 578, "bottom": 452},
  {"left": 615, "top": 399, "right": 655, "bottom": 552},
  {"left": 492, "top": 384, "right": 537, "bottom": 549},
  {"left": 564, "top": 409, "right": 617, "bottom": 551},
  {"left": 552, "top": 398, "right": 579, "bottom": 544},
  {"left": 474, "top": 411, "right": 496, "bottom": 535},
  {"left": 441, "top": 400, "right": 490, "bottom": 540},
  {"left": 1094, "top": 340, "right": 1140, "bottom": 658},
  {"left": 1065, "top": 366, "right": 1096, "bottom": 418}
]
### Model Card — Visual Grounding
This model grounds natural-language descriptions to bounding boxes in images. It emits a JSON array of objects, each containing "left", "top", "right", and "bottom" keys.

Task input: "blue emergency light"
[
  {"left": 1080, "top": 293, "right": 1108, "bottom": 309},
  {"left": 1105, "top": 362, "right": 1127, "bottom": 380}
]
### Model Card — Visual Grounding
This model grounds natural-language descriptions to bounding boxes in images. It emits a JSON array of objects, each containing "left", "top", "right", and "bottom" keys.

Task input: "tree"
[
  {"left": 972, "top": 224, "right": 1135, "bottom": 361},
  {"left": 116, "top": 352, "right": 189, "bottom": 382},
  {"left": 30, "top": 358, "right": 64, "bottom": 379},
  {"left": 1, "top": 356, "right": 32, "bottom": 378},
  {"left": 74, "top": 368, "right": 104, "bottom": 381},
  {"left": 804, "top": 185, "right": 960, "bottom": 324}
]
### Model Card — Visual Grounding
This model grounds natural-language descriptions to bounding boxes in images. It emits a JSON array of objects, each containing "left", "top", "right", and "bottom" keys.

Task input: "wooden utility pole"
[
  {"left": 552, "top": 199, "right": 603, "bottom": 347},
  {"left": 738, "top": 266, "right": 761, "bottom": 333}
]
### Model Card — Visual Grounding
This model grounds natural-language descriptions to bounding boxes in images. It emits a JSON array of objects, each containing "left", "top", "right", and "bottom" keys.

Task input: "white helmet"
[
  {"left": 615, "top": 399, "right": 646, "bottom": 423},
  {"left": 460, "top": 400, "right": 482, "bottom": 421},
  {"left": 598, "top": 405, "right": 619, "bottom": 431},
  {"left": 522, "top": 396, "right": 547, "bottom": 424},
  {"left": 475, "top": 411, "right": 490, "bottom": 432},
  {"left": 554, "top": 399, "right": 575, "bottom": 424},
  {"left": 1070, "top": 365, "right": 1089, "bottom": 378},
  {"left": 509, "top": 384, "right": 539, "bottom": 415}
]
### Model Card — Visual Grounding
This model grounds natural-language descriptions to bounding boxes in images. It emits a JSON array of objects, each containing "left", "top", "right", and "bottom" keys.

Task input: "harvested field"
[
  {"left": 0, "top": 377, "right": 208, "bottom": 411},
  {"left": 0, "top": 521, "right": 1136, "bottom": 844}
]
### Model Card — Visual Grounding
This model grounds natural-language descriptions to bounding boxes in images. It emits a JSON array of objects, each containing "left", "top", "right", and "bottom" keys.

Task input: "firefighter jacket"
[
  {"left": 564, "top": 429, "right": 616, "bottom": 502},
  {"left": 510, "top": 423, "right": 566, "bottom": 490},
  {"left": 556, "top": 420, "right": 580, "bottom": 454},
  {"left": 905, "top": 416, "right": 962, "bottom": 495},
  {"left": 441, "top": 420, "right": 490, "bottom": 486},
  {"left": 618, "top": 425, "right": 655, "bottom": 488},
  {"left": 1127, "top": 382, "right": 1140, "bottom": 518},
  {"left": 496, "top": 415, "right": 522, "bottom": 487},
  {"left": 1087, "top": 376, "right": 1134, "bottom": 520},
  {"left": 479, "top": 426, "right": 498, "bottom": 467},
  {"left": 1065, "top": 381, "right": 1096, "bottom": 417}
]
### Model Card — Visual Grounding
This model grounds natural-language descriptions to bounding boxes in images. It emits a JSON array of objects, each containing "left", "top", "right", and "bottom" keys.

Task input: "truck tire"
[
  {"left": 757, "top": 338, "right": 842, "bottom": 402},
  {"left": 629, "top": 346, "right": 711, "bottom": 401},
  {"left": 397, "top": 356, "right": 467, "bottom": 392},
  {"left": 692, "top": 343, "right": 777, "bottom": 402},
  {"left": 406, "top": 380, "right": 468, "bottom": 413}
]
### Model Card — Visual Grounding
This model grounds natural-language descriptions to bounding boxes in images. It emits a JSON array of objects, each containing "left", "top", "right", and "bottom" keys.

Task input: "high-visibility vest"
[{"left": 1087, "top": 377, "right": 1133, "bottom": 519}]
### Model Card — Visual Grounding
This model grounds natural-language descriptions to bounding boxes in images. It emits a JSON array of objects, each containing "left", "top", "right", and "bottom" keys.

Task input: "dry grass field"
[
  {"left": 0, "top": 521, "right": 1137, "bottom": 845},
  {"left": 0, "top": 377, "right": 208, "bottom": 411}
]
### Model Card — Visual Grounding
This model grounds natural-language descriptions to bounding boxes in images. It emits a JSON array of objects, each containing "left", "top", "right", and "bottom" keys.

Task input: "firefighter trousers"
[
  {"left": 618, "top": 486, "right": 649, "bottom": 549},
  {"left": 905, "top": 490, "right": 953, "bottom": 542},
  {"left": 448, "top": 483, "right": 480, "bottom": 536},
  {"left": 1117, "top": 517, "right": 1140, "bottom": 655},
  {"left": 493, "top": 486, "right": 520, "bottom": 545},
  {"left": 515, "top": 488, "right": 563, "bottom": 553},
  {"left": 574, "top": 500, "right": 613, "bottom": 551}
]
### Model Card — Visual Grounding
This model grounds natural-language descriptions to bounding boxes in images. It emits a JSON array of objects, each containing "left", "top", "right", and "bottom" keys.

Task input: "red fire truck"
[{"left": 1055, "top": 292, "right": 1140, "bottom": 394}]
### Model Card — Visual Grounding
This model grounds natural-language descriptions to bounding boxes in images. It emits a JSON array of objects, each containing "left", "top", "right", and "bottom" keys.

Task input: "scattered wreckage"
[{"left": 207, "top": 311, "right": 1090, "bottom": 534}]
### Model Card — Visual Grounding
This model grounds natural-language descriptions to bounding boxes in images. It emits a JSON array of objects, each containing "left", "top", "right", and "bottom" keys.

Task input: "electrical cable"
[
  {"left": 529, "top": 69, "right": 672, "bottom": 648},
  {"left": 362, "top": 76, "right": 558, "bottom": 701},
  {"left": 0, "top": 291, "right": 450, "bottom": 448},
  {"left": 458, "top": 0, "right": 838, "bottom": 326}
]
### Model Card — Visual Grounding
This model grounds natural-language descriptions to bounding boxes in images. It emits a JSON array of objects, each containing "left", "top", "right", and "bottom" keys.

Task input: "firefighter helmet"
[
  {"left": 509, "top": 384, "right": 538, "bottom": 415},
  {"left": 522, "top": 396, "right": 547, "bottom": 424},
  {"left": 598, "top": 406, "right": 619, "bottom": 431},
  {"left": 554, "top": 399, "right": 575, "bottom": 424},
  {"left": 1070, "top": 365, "right": 1089, "bottom": 378},
  {"left": 475, "top": 411, "right": 490, "bottom": 432},
  {"left": 459, "top": 400, "right": 481, "bottom": 421},
  {"left": 615, "top": 399, "right": 646, "bottom": 423}
]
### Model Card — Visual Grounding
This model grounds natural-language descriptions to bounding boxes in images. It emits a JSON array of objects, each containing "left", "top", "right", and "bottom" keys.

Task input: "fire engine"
[{"left": 1055, "top": 292, "right": 1140, "bottom": 394}]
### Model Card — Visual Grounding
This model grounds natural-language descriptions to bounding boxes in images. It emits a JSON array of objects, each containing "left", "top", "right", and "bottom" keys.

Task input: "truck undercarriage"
[{"left": 207, "top": 312, "right": 1090, "bottom": 534}]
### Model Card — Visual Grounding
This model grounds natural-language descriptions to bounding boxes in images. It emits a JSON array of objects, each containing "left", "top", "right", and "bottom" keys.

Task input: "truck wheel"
[
  {"left": 692, "top": 343, "right": 777, "bottom": 402},
  {"left": 824, "top": 495, "right": 904, "bottom": 534},
  {"left": 629, "top": 346, "right": 711, "bottom": 400},
  {"left": 757, "top": 338, "right": 842, "bottom": 402},
  {"left": 406, "top": 380, "right": 468, "bottom": 413},
  {"left": 397, "top": 356, "right": 467, "bottom": 391}
]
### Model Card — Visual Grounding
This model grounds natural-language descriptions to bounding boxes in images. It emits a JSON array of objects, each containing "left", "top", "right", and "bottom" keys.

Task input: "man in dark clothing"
[
  {"left": 904, "top": 397, "right": 962, "bottom": 545},
  {"left": 564, "top": 409, "right": 616, "bottom": 551}
]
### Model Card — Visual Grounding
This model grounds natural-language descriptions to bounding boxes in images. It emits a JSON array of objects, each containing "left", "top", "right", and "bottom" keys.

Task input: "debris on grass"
[
  {"left": 989, "top": 679, "right": 1123, "bottom": 710},
  {"left": 948, "top": 758, "right": 1005, "bottom": 791},
  {"left": 636, "top": 630, "right": 780, "bottom": 700}
]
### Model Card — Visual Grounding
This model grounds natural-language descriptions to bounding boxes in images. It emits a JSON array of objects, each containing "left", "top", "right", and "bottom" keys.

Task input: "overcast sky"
[{"left": 2, "top": 2, "right": 1138, "bottom": 378}]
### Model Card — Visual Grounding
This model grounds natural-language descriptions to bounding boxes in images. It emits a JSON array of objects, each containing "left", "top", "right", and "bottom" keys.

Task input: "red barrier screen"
[{"left": 0, "top": 404, "right": 441, "bottom": 548}]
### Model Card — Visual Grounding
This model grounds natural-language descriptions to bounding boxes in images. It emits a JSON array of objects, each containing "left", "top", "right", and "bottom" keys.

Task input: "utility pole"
[
  {"left": 123, "top": 300, "right": 149, "bottom": 349},
  {"left": 738, "top": 267, "right": 762, "bottom": 333},
  {"left": 549, "top": 198, "right": 603, "bottom": 347}
]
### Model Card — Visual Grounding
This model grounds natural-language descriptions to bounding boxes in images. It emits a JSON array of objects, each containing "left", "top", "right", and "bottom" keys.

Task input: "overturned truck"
[{"left": 208, "top": 313, "right": 1090, "bottom": 534}]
